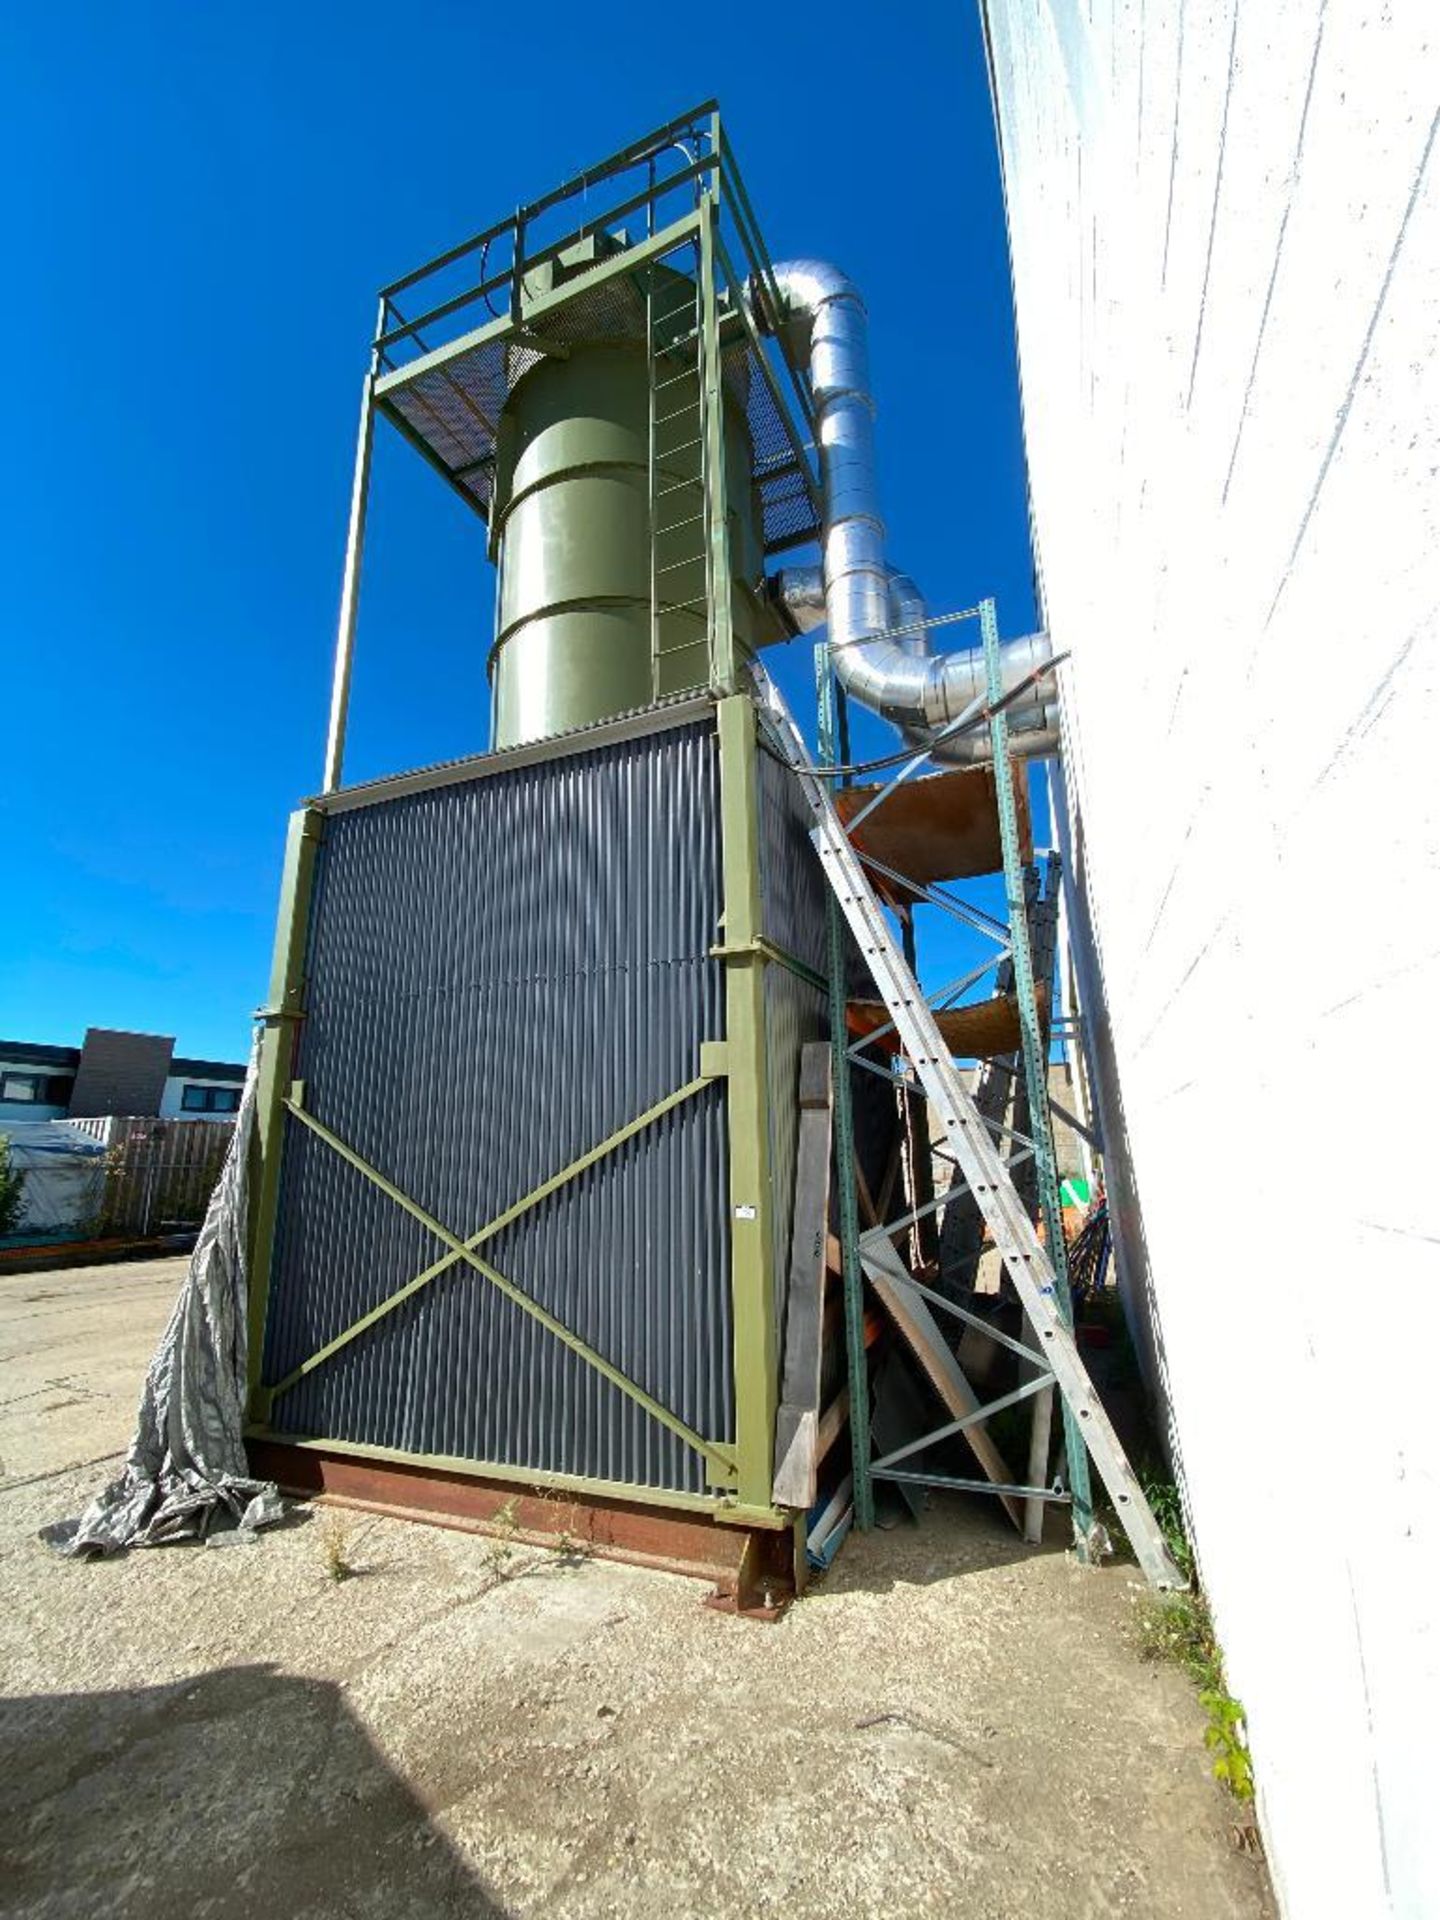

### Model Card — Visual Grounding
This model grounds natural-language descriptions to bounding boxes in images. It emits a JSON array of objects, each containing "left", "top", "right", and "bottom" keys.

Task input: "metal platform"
[
  {"left": 834, "top": 763, "right": 1033, "bottom": 896},
  {"left": 847, "top": 987, "right": 1047, "bottom": 1060},
  {"left": 368, "top": 104, "right": 821, "bottom": 559}
]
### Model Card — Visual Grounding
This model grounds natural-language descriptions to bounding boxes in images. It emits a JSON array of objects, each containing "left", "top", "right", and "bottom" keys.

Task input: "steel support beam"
[
  {"left": 323, "top": 311, "right": 382, "bottom": 794},
  {"left": 981, "top": 598, "right": 1094, "bottom": 1552},
  {"left": 716, "top": 693, "right": 779, "bottom": 1511},
  {"left": 248, "top": 1435, "right": 800, "bottom": 1615},
  {"left": 817, "top": 647, "right": 875, "bottom": 1531},
  {"left": 246, "top": 805, "right": 324, "bottom": 1414},
  {"left": 752, "top": 657, "right": 1185, "bottom": 1589}
]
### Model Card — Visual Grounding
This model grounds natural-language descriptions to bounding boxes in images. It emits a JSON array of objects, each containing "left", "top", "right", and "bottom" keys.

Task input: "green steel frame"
[
  {"left": 246, "top": 108, "right": 1129, "bottom": 1579},
  {"left": 255, "top": 1072, "right": 720, "bottom": 1429},
  {"left": 244, "top": 704, "right": 800, "bottom": 1528},
  {"left": 246, "top": 805, "right": 323, "bottom": 1407},
  {"left": 320, "top": 101, "right": 821, "bottom": 798},
  {"left": 980, "top": 600, "right": 1094, "bottom": 1554},
  {"left": 812, "top": 600, "right": 1097, "bottom": 1554},
  {"left": 816, "top": 651, "right": 875, "bottom": 1532},
  {"left": 272, "top": 1083, "right": 738, "bottom": 1484},
  {"left": 245, "top": 109, "right": 828, "bottom": 1533},
  {"left": 716, "top": 694, "right": 780, "bottom": 1511}
]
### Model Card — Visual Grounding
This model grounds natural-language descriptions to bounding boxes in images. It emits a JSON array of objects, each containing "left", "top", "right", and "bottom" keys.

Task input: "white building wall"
[
  {"left": 0, "top": 1055, "right": 70, "bottom": 1127},
  {"left": 982, "top": 4, "right": 1439, "bottom": 1915},
  {"left": 158, "top": 1076, "right": 243, "bottom": 1120}
]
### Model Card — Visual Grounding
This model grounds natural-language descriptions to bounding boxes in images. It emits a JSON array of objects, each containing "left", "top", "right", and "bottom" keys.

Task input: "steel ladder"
[{"left": 750, "top": 662, "right": 1185, "bottom": 1590}]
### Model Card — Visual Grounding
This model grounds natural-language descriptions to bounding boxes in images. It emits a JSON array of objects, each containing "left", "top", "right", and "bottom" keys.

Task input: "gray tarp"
[
  {"left": 2, "top": 1121, "right": 106, "bottom": 1240},
  {"left": 43, "top": 1055, "right": 284, "bottom": 1555}
]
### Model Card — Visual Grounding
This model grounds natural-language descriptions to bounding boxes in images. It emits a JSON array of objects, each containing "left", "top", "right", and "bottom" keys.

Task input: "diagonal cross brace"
[
  {"left": 262, "top": 1079, "right": 737, "bottom": 1483},
  {"left": 267, "top": 1071, "right": 714, "bottom": 1401},
  {"left": 870, "top": 1371, "right": 1056, "bottom": 1476}
]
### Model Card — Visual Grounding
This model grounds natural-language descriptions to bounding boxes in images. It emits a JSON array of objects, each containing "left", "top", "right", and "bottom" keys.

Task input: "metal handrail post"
[{"left": 321, "top": 301, "right": 384, "bottom": 793}]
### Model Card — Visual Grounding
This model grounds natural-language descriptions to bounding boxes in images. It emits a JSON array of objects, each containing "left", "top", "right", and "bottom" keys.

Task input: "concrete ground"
[{"left": 0, "top": 1258, "right": 1274, "bottom": 1920}]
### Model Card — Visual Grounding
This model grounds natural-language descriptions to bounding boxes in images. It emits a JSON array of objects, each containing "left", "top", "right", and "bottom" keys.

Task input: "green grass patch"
[{"left": 1135, "top": 1479, "right": 1254, "bottom": 1806}]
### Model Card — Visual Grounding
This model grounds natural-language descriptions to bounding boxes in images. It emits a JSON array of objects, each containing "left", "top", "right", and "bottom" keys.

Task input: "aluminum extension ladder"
[{"left": 750, "top": 663, "right": 1185, "bottom": 1591}]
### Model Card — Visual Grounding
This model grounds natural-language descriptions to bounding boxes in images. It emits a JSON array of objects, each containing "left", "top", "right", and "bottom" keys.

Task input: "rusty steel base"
[{"left": 248, "top": 1439, "right": 801, "bottom": 1618}]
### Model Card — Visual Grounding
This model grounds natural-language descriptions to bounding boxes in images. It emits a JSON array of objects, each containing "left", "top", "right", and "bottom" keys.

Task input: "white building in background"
[
  {"left": 0, "top": 1029, "right": 244, "bottom": 1127},
  {"left": 982, "top": 3, "right": 1438, "bottom": 1915}
]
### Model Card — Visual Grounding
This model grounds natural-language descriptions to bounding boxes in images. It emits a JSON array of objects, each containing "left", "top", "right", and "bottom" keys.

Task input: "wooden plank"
[
  {"left": 1023, "top": 1371, "right": 1055, "bottom": 1546},
  {"left": 860, "top": 1229, "right": 1024, "bottom": 1532},
  {"left": 814, "top": 1386, "right": 850, "bottom": 1470},
  {"left": 848, "top": 990, "right": 1048, "bottom": 1062},
  {"left": 834, "top": 762, "right": 1033, "bottom": 895},
  {"left": 772, "top": 1043, "right": 834, "bottom": 1511},
  {"left": 852, "top": 1147, "right": 879, "bottom": 1229}
]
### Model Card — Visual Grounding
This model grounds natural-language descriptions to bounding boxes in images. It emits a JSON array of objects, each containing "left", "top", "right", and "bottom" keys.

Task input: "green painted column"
[
  {"left": 981, "top": 598, "right": 1094, "bottom": 1554},
  {"left": 246, "top": 805, "right": 323, "bottom": 1422},
  {"left": 716, "top": 693, "right": 779, "bottom": 1511},
  {"left": 817, "top": 650, "right": 874, "bottom": 1531}
]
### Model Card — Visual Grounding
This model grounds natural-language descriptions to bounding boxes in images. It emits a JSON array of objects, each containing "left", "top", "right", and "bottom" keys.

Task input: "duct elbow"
[
  {"left": 751, "top": 258, "right": 863, "bottom": 333},
  {"left": 755, "top": 258, "right": 1060, "bottom": 767}
]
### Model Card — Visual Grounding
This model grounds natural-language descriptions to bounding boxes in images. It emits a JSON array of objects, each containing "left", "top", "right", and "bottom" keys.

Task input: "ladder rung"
[
  {"left": 655, "top": 403, "right": 702, "bottom": 428},
  {"left": 653, "top": 364, "right": 701, "bottom": 393}
]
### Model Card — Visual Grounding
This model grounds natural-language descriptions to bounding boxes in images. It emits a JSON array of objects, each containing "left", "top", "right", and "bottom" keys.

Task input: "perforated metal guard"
[
  {"left": 383, "top": 337, "right": 523, "bottom": 515},
  {"left": 722, "top": 333, "right": 819, "bottom": 551}
]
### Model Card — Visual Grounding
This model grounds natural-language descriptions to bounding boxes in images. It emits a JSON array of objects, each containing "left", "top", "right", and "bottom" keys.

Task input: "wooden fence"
[{"left": 96, "top": 1118, "right": 234, "bottom": 1238}]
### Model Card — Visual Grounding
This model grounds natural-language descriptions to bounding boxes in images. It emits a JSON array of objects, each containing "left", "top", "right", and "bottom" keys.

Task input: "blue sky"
[{"left": 2, "top": 3, "right": 1038, "bottom": 1062}]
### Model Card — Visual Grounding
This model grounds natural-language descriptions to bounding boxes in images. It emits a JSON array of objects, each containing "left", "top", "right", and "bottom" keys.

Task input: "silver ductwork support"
[{"left": 755, "top": 260, "right": 1059, "bottom": 763}]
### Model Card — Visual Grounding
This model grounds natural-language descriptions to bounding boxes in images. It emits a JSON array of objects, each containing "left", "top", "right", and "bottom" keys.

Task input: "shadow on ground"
[
  {"left": 807, "top": 1485, "right": 1074, "bottom": 1599},
  {"left": 0, "top": 1663, "right": 504, "bottom": 1919}
]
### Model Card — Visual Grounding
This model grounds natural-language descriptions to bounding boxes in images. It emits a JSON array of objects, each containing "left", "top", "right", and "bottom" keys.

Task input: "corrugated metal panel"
[
  {"left": 756, "top": 733, "right": 903, "bottom": 1295},
  {"left": 262, "top": 717, "right": 733, "bottom": 1495},
  {"left": 757, "top": 739, "right": 831, "bottom": 978},
  {"left": 756, "top": 736, "right": 832, "bottom": 1322},
  {"left": 762, "top": 961, "right": 827, "bottom": 1334}
]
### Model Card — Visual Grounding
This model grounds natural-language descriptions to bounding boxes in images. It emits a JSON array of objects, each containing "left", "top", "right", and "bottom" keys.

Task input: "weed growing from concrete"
[
  {"left": 528, "top": 1483, "right": 593, "bottom": 1564},
  {"left": 1144, "top": 1477, "right": 1194, "bottom": 1584},
  {"left": 554, "top": 1526, "right": 591, "bottom": 1563},
  {"left": 318, "top": 1511, "right": 373, "bottom": 1583},
  {"left": 481, "top": 1496, "right": 522, "bottom": 1582},
  {"left": 1135, "top": 1479, "right": 1255, "bottom": 1809}
]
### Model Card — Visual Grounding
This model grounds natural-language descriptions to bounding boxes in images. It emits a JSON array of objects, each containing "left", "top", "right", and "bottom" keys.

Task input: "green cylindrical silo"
[{"left": 488, "top": 315, "right": 765, "bottom": 749}]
